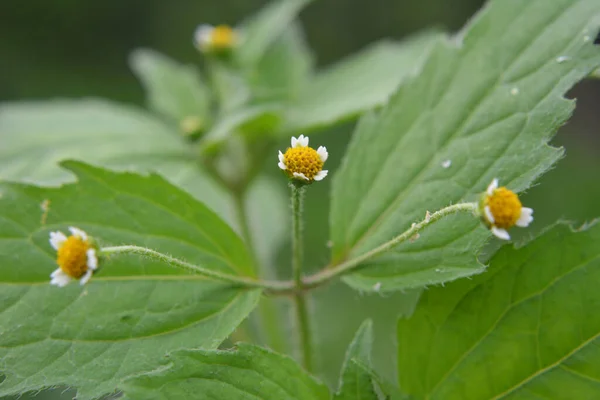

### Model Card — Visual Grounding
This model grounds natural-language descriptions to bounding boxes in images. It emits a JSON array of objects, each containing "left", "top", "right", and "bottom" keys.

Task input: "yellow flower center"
[
  {"left": 283, "top": 146, "right": 324, "bottom": 180},
  {"left": 211, "top": 25, "right": 236, "bottom": 49},
  {"left": 486, "top": 187, "right": 522, "bottom": 229},
  {"left": 57, "top": 236, "right": 90, "bottom": 279}
]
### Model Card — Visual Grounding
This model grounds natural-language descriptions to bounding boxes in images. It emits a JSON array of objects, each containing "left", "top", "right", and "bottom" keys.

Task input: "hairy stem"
[
  {"left": 291, "top": 184, "right": 304, "bottom": 287},
  {"left": 99, "top": 202, "right": 478, "bottom": 296},
  {"left": 290, "top": 184, "right": 313, "bottom": 371},
  {"left": 303, "top": 202, "right": 479, "bottom": 288},
  {"left": 99, "top": 245, "right": 288, "bottom": 291}
]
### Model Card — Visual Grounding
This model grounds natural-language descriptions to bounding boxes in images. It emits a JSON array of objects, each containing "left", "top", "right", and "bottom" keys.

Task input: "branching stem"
[
  {"left": 100, "top": 202, "right": 478, "bottom": 296},
  {"left": 302, "top": 202, "right": 479, "bottom": 288}
]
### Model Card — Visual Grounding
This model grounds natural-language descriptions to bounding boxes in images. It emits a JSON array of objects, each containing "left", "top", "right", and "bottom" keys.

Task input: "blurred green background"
[{"left": 2, "top": 0, "right": 599, "bottom": 398}]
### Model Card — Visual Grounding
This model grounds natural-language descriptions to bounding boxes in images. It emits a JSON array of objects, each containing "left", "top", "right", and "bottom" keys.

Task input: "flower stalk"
[
  {"left": 290, "top": 183, "right": 314, "bottom": 372},
  {"left": 302, "top": 202, "right": 479, "bottom": 289},
  {"left": 99, "top": 245, "right": 288, "bottom": 291}
]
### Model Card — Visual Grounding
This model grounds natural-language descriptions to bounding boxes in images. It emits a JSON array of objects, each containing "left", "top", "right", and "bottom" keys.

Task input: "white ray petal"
[
  {"left": 293, "top": 172, "right": 309, "bottom": 181},
  {"left": 80, "top": 270, "right": 93, "bottom": 286},
  {"left": 291, "top": 136, "right": 298, "bottom": 147},
  {"left": 194, "top": 24, "right": 214, "bottom": 49},
  {"left": 317, "top": 146, "right": 328, "bottom": 162},
  {"left": 487, "top": 178, "right": 499, "bottom": 196},
  {"left": 491, "top": 226, "right": 510, "bottom": 240},
  {"left": 297, "top": 135, "right": 309, "bottom": 147},
  {"left": 516, "top": 207, "right": 534, "bottom": 227},
  {"left": 278, "top": 151, "right": 285, "bottom": 163},
  {"left": 49, "top": 231, "right": 67, "bottom": 250},
  {"left": 314, "top": 170, "right": 328, "bottom": 181},
  {"left": 50, "top": 270, "right": 71, "bottom": 287},
  {"left": 69, "top": 227, "right": 88, "bottom": 241},
  {"left": 87, "top": 248, "right": 98, "bottom": 270},
  {"left": 484, "top": 206, "right": 495, "bottom": 224},
  {"left": 278, "top": 162, "right": 287, "bottom": 170}
]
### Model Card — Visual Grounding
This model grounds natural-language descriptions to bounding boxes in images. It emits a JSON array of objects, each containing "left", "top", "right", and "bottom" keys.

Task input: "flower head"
[
  {"left": 49, "top": 227, "right": 98, "bottom": 287},
  {"left": 278, "top": 135, "right": 328, "bottom": 183},
  {"left": 194, "top": 24, "right": 238, "bottom": 53},
  {"left": 480, "top": 179, "right": 533, "bottom": 240}
]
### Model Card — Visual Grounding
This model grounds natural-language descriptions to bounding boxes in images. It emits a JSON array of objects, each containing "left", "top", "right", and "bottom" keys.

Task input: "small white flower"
[
  {"left": 193, "top": 24, "right": 238, "bottom": 52},
  {"left": 49, "top": 227, "right": 99, "bottom": 287},
  {"left": 480, "top": 178, "right": 534, "bottom": 240},
  {"left": 278, "top": 135, "right": 329, "bottom": 183}
]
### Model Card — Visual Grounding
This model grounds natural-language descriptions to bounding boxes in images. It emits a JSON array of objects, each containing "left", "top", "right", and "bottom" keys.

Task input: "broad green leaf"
[
  {"left": 331, "top": 0, "right": 600, "bottom": 292},
  {"left": 283, "top": 32, "right": 440, "bottom": 133},
  {"left": 201, "top": 103, "right": 283, "bottom": 150},
  {"left": 129, "top": 49, "right": 211, "bottom": 129},
  {"left": 251, "top": 23, "right": 315, "bottom": 101},
  {"left": 121, "top": 343, "right": 330, "bottom": 400},
  {"left": 0, "top": 162, "right": 260, "bottom": 399},
  {"left": 397, "top": 222, "right": 600, "bottom": 399},
  {"left": 335, "top": 320, "right": 379, "bottom": 400},
  {"left": 236, "top": 0, "right": 311, "bottom": 67},
  {"left": 0, "top": 99, "right": 234, "bottom": 223}
]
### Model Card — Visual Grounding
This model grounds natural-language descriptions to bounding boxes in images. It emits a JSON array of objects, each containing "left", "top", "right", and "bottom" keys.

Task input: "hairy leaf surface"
[
  {"left": 331, "top": 0, "right": 600, "bottom": 292},
  {"left": 0, "top": 163, "right": 259, "bottom": 399},
  {"left": 121, "top": 344, "right": 330, "bottom": 400},
  {"left": 397, "top": 223, "right": 600, "bottom": 399}
]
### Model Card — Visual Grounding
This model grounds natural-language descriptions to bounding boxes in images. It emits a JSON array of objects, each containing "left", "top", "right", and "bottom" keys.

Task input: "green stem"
[
  {"left": 291, "top": 184, "right": 304, "bottom": 286},
  {"left": 290, "top": 183, "right": 313, "bottom": 371},
  {"left": 293, "top": 294, "right": 313, "bottom": 371},
  {"left": 99, "top": 245, "right": 288, "bottom": 291},
  {"left": 303, "top": 202, "right": 479, "bottom": 289}
]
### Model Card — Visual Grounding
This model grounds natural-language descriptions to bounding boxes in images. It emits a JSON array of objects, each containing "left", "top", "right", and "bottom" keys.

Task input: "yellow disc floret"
[
  {"left": 283, "top": 147, "right": 324, "bottom": 181},
  {"left": 211, "top": 25, "right": 236, "bottom": 49},
  {"left": 57, "top": 236, "right": 90, "bottom": 279},
  {"left": 485, "top": 186, "right": 522, "bottom": 229}
]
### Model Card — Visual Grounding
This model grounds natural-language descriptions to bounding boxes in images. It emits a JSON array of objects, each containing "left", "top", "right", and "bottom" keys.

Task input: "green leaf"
[
  {"left": 129, "top": 49, "right": 211, "bottom": 128},
  {"left": 201, "top": 103, "right": 284, "bottom": 150},
  {"left": 283, "top": 32, "right": 440, "bottom": 133},
  {"left": 251, "top": 23, "right": 314, "bottom": 101},
  {"left": 121, "top": 343, "right": 330, "bottom": 400},
  {"left": 335, "top": 320, "right": 379, "bottom": 400},
  {"left": 397, "top": 222, "right": 600, "bottom": 399},
  {"left": 0, "top": 99, "right": 234, "bottom": 223},
  {"left": 0, "top": 162, "right": 260, "bottom": 399},
  {"left": 236, "top": 0, "right": 311, "bottom": 67},
  {"left": 330, "top": 0, "right": 600, "bottom": 292}
]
